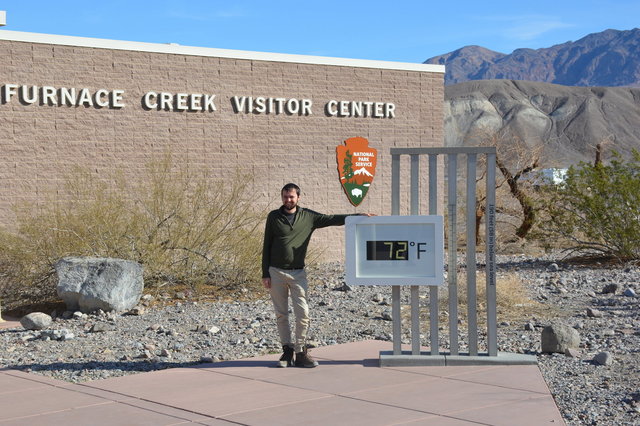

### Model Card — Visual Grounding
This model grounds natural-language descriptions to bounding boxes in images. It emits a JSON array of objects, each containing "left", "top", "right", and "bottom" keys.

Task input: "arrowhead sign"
[{"left": 336, "top": 137, "right": 377, "bottom": 206}]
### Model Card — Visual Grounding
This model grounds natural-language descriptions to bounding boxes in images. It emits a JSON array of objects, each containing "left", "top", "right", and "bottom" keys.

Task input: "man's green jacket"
[{"left": 262, "top": 206, "right": 351, "bottom": 278}]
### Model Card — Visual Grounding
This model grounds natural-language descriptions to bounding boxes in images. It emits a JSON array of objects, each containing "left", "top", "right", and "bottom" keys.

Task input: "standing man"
[{"left": 262, "top": 183, "right": 374, "bottom": 368}]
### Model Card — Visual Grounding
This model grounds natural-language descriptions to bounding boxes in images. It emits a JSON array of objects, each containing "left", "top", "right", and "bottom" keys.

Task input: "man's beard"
[{"left": 284, "top": 201, "right": 297, "bottom": 210}]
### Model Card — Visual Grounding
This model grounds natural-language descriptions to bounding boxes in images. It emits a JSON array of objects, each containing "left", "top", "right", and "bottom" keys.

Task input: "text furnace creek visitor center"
[{"left": 0, "top": 29, "right": 445, "bottom": 261}]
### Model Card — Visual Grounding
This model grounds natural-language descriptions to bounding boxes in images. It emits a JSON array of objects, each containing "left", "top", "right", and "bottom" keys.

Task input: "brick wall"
[{"left": 0, "top": 36, "right": 444, "bottom": 263}]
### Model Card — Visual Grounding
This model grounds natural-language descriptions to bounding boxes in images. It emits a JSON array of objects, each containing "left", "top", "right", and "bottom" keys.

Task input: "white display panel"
[{"left": 345, "top": 215, "right": 444, "bottom": 286}]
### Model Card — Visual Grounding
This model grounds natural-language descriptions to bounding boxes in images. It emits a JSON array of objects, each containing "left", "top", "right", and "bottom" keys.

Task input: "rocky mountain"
[
  {"left": 426, "top": 28, "right": 640, "bottom": 87},
  {"left": 445, "top": 79, "right": 640, "bottom": 166}
]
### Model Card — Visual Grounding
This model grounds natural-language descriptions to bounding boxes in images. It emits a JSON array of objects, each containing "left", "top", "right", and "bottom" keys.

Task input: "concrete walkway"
[{"left": 0, "top": 335, "right": 564, "bottom": 425}]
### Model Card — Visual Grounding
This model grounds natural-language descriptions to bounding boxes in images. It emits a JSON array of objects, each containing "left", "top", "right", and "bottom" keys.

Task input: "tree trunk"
[
  {"left": 475, "top": 204, "right": 485, "bottom": 245},
  {"left": 496, "top": 159, "right": 538, "bottom": 239}
]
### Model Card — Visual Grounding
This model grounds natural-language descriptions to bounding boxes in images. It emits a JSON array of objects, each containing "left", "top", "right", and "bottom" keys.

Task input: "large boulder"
[
  {"left": 20, "top": 312, "right": 52, "bottom": 330},
  {"left": 541, "top": 324, "right": 581, "bottom": 354},
  {"left": 55, "top": 257, "right": 143, "bottom": 313}
]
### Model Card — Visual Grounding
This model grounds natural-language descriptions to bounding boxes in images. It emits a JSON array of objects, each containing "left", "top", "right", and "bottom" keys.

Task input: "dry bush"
[
  {"left": 0, "top": 155, "right": 267, "bottom": 310},
  {"left": 404, "top": 270, "right": 555, "bottom": 329},
  {"left": 457, "top": 271, "right": 555, "bottom": 325}
]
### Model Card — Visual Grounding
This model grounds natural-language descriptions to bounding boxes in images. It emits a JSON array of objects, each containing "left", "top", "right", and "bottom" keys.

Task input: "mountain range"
[
  {"left": 425, "top": 28, "right": 640, "bottom": 166},
  {"left": 425, "top": 28, "right": 640, "bottom": 87}
]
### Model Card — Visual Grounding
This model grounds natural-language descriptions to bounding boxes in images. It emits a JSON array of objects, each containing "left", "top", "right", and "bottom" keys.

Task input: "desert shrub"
[
  {"left": 0, "top": 155, "right": 267, "bottom": 309},
  {"left": 538, "top": 150, "right": 640, "bottom": 260},
  {"left": 402, "top": 271, "right": 554, "bottom": 331}
]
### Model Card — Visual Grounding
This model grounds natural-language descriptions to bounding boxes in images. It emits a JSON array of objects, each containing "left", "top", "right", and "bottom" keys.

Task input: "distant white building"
[{"left": 524, "top": 168, "right": 568, "bottom": 187}]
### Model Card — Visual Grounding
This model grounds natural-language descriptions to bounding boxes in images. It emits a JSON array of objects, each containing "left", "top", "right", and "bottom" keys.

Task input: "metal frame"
[{"left": 389, "top": 147, "right": 498, "bottom": 359}]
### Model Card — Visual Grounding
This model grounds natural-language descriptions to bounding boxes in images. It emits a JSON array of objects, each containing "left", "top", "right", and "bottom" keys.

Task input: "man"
[{"left": 262, "top": 183, "right": 373, "bottom": 368}]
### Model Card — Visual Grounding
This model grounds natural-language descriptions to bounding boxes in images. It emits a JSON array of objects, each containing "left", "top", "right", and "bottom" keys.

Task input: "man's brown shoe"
[
  {"left": 278, "top": 345, "right": 294, "bottom": 368},
  {"left": 295, "top": 347, "right": 319, "bottom": 368}
]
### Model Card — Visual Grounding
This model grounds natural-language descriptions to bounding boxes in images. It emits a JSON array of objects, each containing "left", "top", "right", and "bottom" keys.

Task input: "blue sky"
[{"left": 1, "top": 1, "right": 638, "bottom": 63}]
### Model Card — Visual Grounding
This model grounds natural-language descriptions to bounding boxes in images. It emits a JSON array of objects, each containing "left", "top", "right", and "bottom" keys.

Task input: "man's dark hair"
[{"left": 281, "top": 183, "right": 301, "bottom": 196}]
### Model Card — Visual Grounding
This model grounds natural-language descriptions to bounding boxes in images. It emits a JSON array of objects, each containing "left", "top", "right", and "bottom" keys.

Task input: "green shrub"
[
  {"left": 539, "top": 150, "right": 640, "bottom": 260},
  {"left": 0, "top": 155, "right": 267, "bottom": 309}
]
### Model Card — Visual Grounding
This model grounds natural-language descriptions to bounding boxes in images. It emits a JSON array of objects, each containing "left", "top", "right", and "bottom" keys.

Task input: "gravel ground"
[{"left": 1, "top": 254, "right": 639, "bottom": 425}]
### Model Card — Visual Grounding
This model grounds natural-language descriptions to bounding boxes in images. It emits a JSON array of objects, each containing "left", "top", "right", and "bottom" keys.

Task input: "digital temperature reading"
[
  {"left": 366, "top": 240, "right": 409, "bottom": 260},
  {"left": 345, "top": 215, "right": 444, "bottom": 286}
]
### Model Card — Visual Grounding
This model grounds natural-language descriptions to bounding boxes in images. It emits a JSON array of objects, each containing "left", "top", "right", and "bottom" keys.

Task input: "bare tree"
[
  {"left": 593, "top": 136, "right": 614, "bottom": 167},
  {"left": 468, "top": 127, "right": 543, "bottom": 241}
]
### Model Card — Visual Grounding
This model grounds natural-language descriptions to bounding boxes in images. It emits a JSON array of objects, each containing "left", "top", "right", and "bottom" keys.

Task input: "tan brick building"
[{"left": 0, "top": 30, "right": 444, "bottom": 261}]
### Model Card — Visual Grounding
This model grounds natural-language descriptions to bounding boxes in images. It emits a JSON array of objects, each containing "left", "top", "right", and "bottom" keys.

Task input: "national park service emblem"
[{"left": 336, "top": 137, "right": 377, "bottom": 206}]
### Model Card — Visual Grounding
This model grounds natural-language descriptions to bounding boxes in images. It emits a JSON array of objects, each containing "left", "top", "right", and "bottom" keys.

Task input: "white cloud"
[
  {"left": 505, "top": 18, "right": 575, "bottom": 41},
  {"left": 476, "top": 15, "right": 575, "bottom": 41}
]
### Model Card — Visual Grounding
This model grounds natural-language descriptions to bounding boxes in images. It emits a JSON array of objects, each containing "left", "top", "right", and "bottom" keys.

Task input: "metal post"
[
  {"left": 391, "top": 154, "right": 402, "bottom": 355},
  {"left": 410, "top": 155, "right": 421, "bottom": 355},
  {"left": 392, "top": 154, "right": 401, "bottom": 216},
  {"left": 466, "top": 154, "right": 478, "bottom": 356},
  {"left": 447, "top": 154, "right": 459, "bottom": 355},
  {"left": 486, "top": 152, "right": 498, "bottom": 356},
  {"left": 428, "top": 154, "right": 439, "bottom": 355}
]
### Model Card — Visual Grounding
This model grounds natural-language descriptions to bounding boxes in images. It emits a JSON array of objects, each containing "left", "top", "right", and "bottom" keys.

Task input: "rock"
[
  {"left": 623, "top": 288, "right": 637, "bottom": 297},
  {"left": 333, "top": 283, "right": 353, "bottom": 292},
  {"left": 207, "top": 326, "right": 221, "bottom": 335},
  {"left": 602, "top": 283, "right": 619, "bottom": 294},
  {"left": 90, "top": 323, "right": 116, "bottom": 333},
  {"left": 41, "top": 329, "right": 74, "bottom": 341},
  {"left": 20, "top": 312, "right": 52, "bottom": 330},
  {"left": 593, "top": 351, "right": 613, "bottom": 366},
  {"left": 524, "top": 322, "right": 535, "bottom": 331},
  {"left": 587, "top": 308, "right": 604, "bottom": 318},
  {"left": 55, "top": 257, "right": 144, "bottom": 313},
  {"left": 541, "top": 324, "right": 581, "bottom": 354},
  {"left": 565, "top": 348, "right": 581, "bottom": 358},
  {"left": 60, "top": 331, "right": 75, "bottom": 341},
  {"left": 127, "top": 306, "right": 145, "bottom": 316},
  {"left": 548, "top": 263, "right": 559, "bottom": 272}
]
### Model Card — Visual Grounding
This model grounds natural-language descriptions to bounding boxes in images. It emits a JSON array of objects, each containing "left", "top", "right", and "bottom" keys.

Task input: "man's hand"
[
  {"left": 359, "top": 213, "right": 377, "bottom": 217},
  {"left": 262, "top": 277, "right": 271, "bottom": 289}
]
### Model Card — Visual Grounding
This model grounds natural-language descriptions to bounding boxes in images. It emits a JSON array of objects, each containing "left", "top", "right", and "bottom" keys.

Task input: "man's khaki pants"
[{"left": 269, "top": 266, "right": 309, "bottom": 353}]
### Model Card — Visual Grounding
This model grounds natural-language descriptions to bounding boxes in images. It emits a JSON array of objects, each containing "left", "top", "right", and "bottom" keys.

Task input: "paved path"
[{"left": 0, "top": 338, "right": 564, "bottom": 425}]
